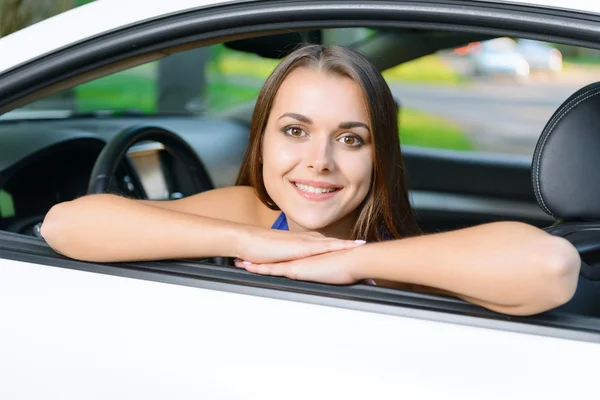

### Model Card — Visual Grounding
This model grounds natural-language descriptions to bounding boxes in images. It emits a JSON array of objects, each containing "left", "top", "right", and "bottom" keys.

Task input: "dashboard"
[{"left": 0, "top": 116, "right": 250, "bottom": 234}]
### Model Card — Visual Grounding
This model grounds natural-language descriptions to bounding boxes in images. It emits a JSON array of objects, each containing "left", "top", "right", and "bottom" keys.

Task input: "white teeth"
[{"left": 294, "top": 183, "right": 337, "bottom": 194}]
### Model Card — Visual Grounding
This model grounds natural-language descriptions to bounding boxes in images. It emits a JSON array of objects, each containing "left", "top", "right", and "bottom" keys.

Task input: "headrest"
[{"left": 533, "top": 82, "right": 600, "bottom": 221}]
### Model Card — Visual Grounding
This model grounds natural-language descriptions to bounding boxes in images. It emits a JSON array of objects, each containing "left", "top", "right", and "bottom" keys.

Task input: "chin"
[
  {"left": 294, "top": 218, "right": 333, "bottom": 231},
  {"left": 288, "top": 209, "right": 347, "bottom": 232}
]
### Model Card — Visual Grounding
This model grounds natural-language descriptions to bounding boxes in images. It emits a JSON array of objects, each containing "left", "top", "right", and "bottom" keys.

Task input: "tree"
[
  {"left": 0, "top": 0, "right": 74, "bottom": 38},
  {"left": 1, "top": 0, "right": 76, "bottom": 110}
]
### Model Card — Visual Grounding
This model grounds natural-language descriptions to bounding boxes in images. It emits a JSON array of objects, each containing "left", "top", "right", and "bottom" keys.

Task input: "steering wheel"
[
  {"left": 88, "top": 125, "right": 213, "bottom": 197},
  {"left": 6, "top": 126, "right": 213, "bottom": 236}
]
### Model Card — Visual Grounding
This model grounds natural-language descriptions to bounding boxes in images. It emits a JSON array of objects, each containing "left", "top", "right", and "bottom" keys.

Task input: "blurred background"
[{"left": 2, "top": 0, "right": 600, "bottom": 158}]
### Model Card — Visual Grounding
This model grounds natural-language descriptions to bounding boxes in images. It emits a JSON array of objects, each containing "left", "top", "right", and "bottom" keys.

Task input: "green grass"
[
  {"left": 383, "top": 54, "right": 465, "bottom": 85},
  {"left": 75, "top": 73, "right": 156, "bottom": 113},
  {"left": 210, "top": 46, "right": 279, "bottom": 80},
  {"left": 564, "top": 56, "right": 600, "bottom": 66},
  {"left": 0, "top": 190, "right": 15, "bottom": 218},
  {"left": 211, "top": 45, "right": 465, "bottom": 85},
  {"left": 74, "top": 51, "right": 472, "bottom": 152},
  {"left": 205, "top": 81, "right": 261, "bottom": 111},
  {"left": 399, "top": 108, "right": 473, "bottom": 151}
]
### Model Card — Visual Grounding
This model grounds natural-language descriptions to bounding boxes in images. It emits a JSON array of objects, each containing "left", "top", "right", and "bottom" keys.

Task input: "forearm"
[
  {"left": 41, "top": 194, "right": 249, "bottom": 262},
  {"left": 351, "top": 222, "right": 581, "bottom": 315}
]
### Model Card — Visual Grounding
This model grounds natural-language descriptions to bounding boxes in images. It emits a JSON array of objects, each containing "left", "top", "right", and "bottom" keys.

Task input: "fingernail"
[
  {"left": 242, "top": 261, "right": 252, "bottom": 265},
  {"left": 354, "top": 240, "right": 366, "bottom": 244}
]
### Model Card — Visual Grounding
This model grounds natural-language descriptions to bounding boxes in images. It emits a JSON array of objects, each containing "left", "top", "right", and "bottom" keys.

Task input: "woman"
[{"left": 41, "top": 45, "right": 580, "bottom": 316}]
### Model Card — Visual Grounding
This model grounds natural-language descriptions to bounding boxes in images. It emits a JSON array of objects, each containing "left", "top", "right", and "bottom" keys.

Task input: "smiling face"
[{"left": 261, "top": 68, "right": 373, "bottom": 238}]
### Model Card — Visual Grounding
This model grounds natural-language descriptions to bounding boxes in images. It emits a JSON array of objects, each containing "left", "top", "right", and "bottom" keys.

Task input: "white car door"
[{"left": 1, "top": 254, "right": 599, "bottom": 400}]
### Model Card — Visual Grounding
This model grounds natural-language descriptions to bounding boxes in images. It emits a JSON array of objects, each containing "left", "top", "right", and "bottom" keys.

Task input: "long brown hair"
[{"left": 236, "top": 44, "right": 421, "bottom": 241}]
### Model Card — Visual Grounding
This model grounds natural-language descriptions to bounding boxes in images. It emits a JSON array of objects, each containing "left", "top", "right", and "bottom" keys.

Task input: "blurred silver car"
[
  {"left": 518, "top": 38, "right": 563, "bottom": 74},
  {"left": 468, "top": 37, "right": 531, "bottom": 83}
]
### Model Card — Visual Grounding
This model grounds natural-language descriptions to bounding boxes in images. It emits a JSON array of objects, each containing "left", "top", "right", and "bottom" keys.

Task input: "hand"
[
  {"left": 234, "top": 247, "right": 363, "bottom": 285},
  {"left": 235, "top": 227, "right": 366, "bottom": 265}
]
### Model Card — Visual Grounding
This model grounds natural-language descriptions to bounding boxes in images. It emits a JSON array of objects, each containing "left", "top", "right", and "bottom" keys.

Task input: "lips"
[
  {"left": 290, "top": 179, "right": 343, "bottom": 200},
  {"left": 294, "top": 182, "right": 337, "bottom": 194}
]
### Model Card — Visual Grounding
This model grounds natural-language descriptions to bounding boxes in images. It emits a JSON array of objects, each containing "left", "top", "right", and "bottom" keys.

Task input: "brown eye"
[
  {"left": 283, "top": 127, "right": 307, "bottom": 137},
  {"left": 339, "top": 135, "right": 363, "bottom": 147},
  {"left": 344, "top": 136, "right": 357, "bottom": 145}
]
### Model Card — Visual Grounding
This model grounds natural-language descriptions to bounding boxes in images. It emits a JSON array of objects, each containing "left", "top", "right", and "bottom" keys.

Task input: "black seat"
[{"left": 533, "top": 81, "right": 600, "bottom": 316}]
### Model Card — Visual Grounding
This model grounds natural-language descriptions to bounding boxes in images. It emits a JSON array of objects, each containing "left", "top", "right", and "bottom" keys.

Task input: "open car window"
[
  {"left": 3, "top": 27, "right": 600, "bottom": 158},
  {"left": 1, "top": 16, "right": 600, "bottom": 340}
]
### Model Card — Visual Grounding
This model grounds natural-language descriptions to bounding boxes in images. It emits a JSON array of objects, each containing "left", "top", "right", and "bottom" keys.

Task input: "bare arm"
[
  {"left": 41, "top": 187, "right": 364, "bottom": 263},
  {"left": 40, "top": 187, "right": 259, "bottom": 262},
  {"left": 351, "top": 222, "right": 581, "bottom": 315},
  {"left": 235, "top": 221, "right": 581, "bottom": 316}
]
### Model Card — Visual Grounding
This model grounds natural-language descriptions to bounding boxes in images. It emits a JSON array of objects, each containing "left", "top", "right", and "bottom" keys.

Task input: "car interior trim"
[{"left": 410, "top": 190, "right": 555, "bottom": 221}]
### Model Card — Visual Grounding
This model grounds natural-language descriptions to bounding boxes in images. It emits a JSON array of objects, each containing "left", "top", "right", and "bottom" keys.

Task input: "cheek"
[
  {"left": 261, "top": 134, "right": 299, "bottom": 185},
  {"left": 340, "top": 150, "right": 373, "bottom": 192}
]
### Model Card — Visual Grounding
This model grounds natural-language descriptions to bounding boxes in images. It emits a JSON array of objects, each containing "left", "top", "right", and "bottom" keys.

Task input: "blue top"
[
  {"left": 271, "top": 212, "right": 391, "bottom": 240},
  {"left": 271, "top": 212, "right": 289, "bottom": 230}
]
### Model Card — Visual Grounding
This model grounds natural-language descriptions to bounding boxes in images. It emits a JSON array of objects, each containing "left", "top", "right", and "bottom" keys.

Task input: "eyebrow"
[
  {"left": 278, "top": 112, "right": 313, "bottom": 124},
  {"left": 338, "top": 121, "right": 370, "bottom": 132},
  {"left": 278, "top": 112, "right": 370, "bottom": 132}
]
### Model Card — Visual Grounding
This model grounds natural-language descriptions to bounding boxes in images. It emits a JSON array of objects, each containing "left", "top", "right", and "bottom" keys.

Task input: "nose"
[{"left": 305, "top": 134, "right": 333, "bottom": 173}]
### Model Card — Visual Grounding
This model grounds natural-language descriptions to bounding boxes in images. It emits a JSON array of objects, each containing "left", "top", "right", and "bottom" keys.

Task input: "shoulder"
[{"left": 155, "top": 185, "right": 279, "bottom": 228}]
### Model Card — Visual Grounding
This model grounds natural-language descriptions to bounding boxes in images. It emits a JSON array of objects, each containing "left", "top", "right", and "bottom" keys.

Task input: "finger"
[
  {"left": 323, "top": 238, "right": 367, "bottom": 252},
  {"left": 233, "top": 259, "right": 259, "bottom": 273},
  {"left": 234, "top": 259, "right": 295, "bottom": 279}
]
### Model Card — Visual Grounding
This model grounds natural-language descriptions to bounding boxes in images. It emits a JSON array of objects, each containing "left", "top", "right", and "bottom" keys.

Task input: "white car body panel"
[
  {"left": 0, "top": 257, "right": 598, "bottom": 400},
  {"left": 0, "top": 0, "right": 599, "bottom": 75}
]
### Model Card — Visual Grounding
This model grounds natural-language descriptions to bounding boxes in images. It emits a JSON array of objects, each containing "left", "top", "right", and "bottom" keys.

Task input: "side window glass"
[
  {"left": 19, "top": 44, "right": 280, "bottom": 117},
  {"left": 0, "top": 190, "right": 15, "bottom": 219},
  {"left": 384, "top": 37, "right": 600, "bottom": 155}
]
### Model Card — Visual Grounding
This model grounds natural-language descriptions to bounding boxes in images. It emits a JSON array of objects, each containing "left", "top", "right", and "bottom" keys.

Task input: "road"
[{"left": 389, "top": 70, "right": 600, "bottom": 155}]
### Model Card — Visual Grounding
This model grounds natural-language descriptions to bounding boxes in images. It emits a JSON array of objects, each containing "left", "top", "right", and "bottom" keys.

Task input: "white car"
[
  {"left": 1, "top": 1, "right": 600, "bottom": 399},
  {"left": 518, "top": 38, "right": 564, "bottom": 73},
  {"left": 469, "top": 37, "right": 531, "bottom": 82}
]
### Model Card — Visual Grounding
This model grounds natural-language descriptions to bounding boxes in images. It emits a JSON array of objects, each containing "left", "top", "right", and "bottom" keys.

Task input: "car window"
[
  {"left": 382, "top": 37, "right": 600, "bottom": 156},
  {"left": 51, "top": 44, "right": 278, "bottom": 116},
  {"left": 2, "top": 1, "right": 600, "bottom": 160},
  {"left": 5, "top": 33, "right": 600, "bottom": 160}
]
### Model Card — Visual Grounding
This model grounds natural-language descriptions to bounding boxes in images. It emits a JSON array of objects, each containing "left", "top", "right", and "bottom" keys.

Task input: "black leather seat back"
[
  {"left": 533, "top": 81, "right": 600, "bottom": 221},
  {"left": 533, "top": 81, "right": 600, "bottom": 316}
]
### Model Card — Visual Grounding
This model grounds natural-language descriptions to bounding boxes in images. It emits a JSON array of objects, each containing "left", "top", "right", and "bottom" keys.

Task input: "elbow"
[
  {"left": 40, "top": 200, "right": 76, "bottom": 256},
  {"left": 528, "top": 236, "right": 581, "bottom": 315},
  {"left": 41, "top": 196, "right": 107, "bottom": 260},
  {"left": 41, "top": 194, "right": 124, "bottom": 261}
]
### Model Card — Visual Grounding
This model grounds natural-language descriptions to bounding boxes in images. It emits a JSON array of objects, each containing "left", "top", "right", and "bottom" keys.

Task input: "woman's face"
[{"left": 261, "top": 68, "right": 373, "bottom": 237}]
